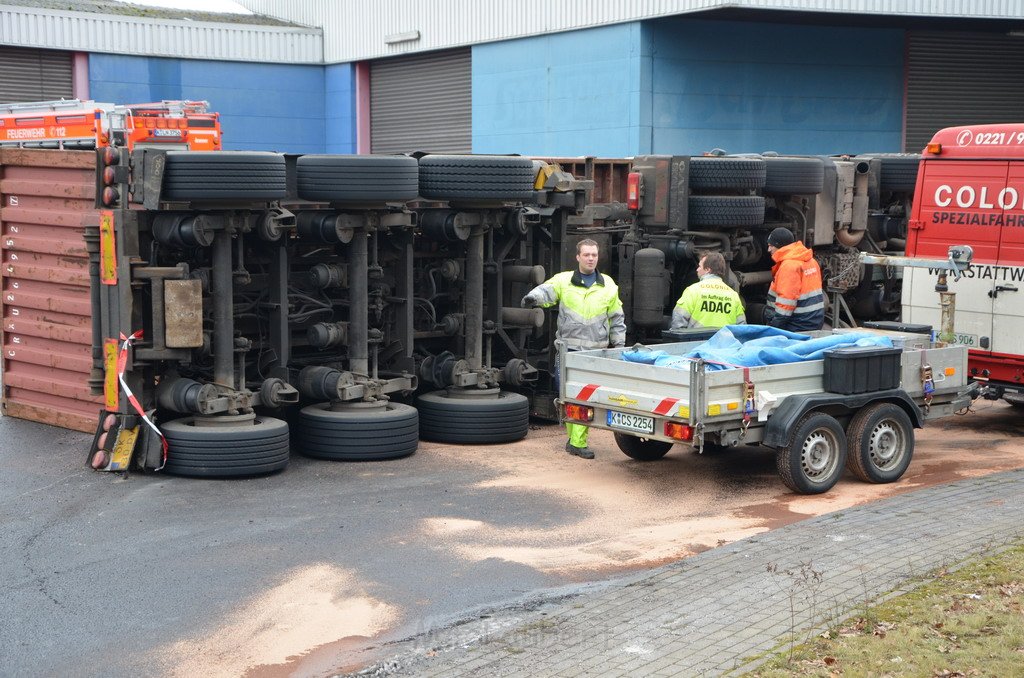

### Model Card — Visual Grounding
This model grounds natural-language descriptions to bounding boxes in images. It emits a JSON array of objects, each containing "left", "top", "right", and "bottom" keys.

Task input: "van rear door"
[
  {"left": 991, "top": 161, "right": 1024, "bottom": 354},
  {"left": 903, "top": 158, "right": 1009, "bottom": 351}
]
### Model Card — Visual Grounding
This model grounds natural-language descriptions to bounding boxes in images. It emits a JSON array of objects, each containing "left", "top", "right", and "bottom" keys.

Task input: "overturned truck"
[{"left": 88, "top": 147, "right": 918, "bottom": 477}]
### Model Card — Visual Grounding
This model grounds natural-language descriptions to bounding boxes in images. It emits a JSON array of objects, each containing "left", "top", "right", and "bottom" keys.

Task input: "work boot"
[{"left": 565, "top": 441, "right": 595, "bottom": 459}]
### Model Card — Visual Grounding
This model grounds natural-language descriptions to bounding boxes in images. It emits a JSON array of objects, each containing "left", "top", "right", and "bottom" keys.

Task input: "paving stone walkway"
[{"left": 351, "top": 469, "right": 1024, "bottom": 677}]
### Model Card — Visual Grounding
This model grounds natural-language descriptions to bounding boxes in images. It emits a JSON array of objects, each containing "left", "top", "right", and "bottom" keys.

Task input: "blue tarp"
[{"left": 622, "top": 325, "right": 894, "bottom": 371}]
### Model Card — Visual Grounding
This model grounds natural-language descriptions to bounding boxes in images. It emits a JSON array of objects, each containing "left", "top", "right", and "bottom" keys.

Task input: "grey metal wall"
[
  {"left": 237, "top": 0, "right": 1024, "bottom": 63},
  {"left": 0, "top": 47, "right": 73, "bottom": 104},
  {"left": 0, "top": 5, "right": 323, "bottom": 64},
  {"left": 905, "top": 31, "right": 1024, "bottom": 152},
  {"left": 370, "top": 49, "right": 471, "bottom": 154}
]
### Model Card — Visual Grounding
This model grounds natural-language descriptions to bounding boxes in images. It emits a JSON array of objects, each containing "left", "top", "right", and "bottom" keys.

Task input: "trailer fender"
[{"left": 762, "top": 389, "right": 923, "bottom": 449}]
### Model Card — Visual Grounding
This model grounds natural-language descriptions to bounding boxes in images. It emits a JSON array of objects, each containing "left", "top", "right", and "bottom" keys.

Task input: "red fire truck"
[
  {"left": 0, "top": 99, "right": 221, "bottom": 151},
  {"left": 903, "top": 123, "right": 1024, "bottom": 402}
]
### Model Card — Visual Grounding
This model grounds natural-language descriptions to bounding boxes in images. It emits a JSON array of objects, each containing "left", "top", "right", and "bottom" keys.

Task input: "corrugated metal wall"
[
  {"left": 237, "top": 0, "right": 1024, "bottom": 63},
  {"left": 371, "top": 49, "right": 471, "bottom": 154},
  {"left": 905, "top": 31, "right": 1024, "bottom": 153},
  {"left": 0, "top": 46, "right": 73, "bottom": 104},
  {"left": 0, "top": 149, "right": 100, "bottom": 433},
  {"left": 0, "top": 5, "right": 323, "bottom": 64}
]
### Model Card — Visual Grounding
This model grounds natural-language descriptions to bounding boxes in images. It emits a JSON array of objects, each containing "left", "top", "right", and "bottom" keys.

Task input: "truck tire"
[
  {"left": 688, "top": 195, "right": 765, "bottom": 227},
  {"left": 614, "top": 433, "right": 673, "bottom": 461},
  {"left": 419, "top": 155, "right": 536, "bottom": 201},
  {"left": 296, "top": 155, "right": 419, "bottom": 202},
  {"left": 689, "top": 157, "right": 766, "bottom": 191},
  {"left": 856, "top": 153, "right": 921, "bottom": 192},
  {"left": 162, "top": 416, "right": 289, "bottom": 478},
  {"left": 295, "top": 402, "right": 418, "bottom": 461},
  {"left": 775, "top": 411, "right": 847, "bottom": 494},
  {"left": 163, "top": 151, "right": 287, "bottom": 201},
  {"left": 763, "top": 157, "right": 825, "bottom": 195},
  {"left": 845, "top": 402, "right": 914, "bottom": 483},
  {"left": 417, "top": 389, "right": 529, "bottom": 443}
]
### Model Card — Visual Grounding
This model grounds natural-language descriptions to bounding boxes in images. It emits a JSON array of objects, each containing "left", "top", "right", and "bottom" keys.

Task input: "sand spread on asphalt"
[
  {"left": 159, "top": 564, "right": 396, "bottom": 677},
  {"left": 419, "top": 401, "right": 1024, "bottom": 577}
]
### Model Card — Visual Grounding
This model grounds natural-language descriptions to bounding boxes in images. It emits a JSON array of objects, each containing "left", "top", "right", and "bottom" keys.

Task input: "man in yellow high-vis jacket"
[
  {"left": 522, "top": 238, "right": 626, "bottom": 459},
  {"left": 670, "top": 252, "right": 746, "bottom": 330}
]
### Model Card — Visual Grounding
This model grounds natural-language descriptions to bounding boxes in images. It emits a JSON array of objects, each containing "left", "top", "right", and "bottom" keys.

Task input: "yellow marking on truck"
[
  {"left": 707, "top": 403, "right": 722, "bottom": 416},
  {"left": 103, "top": 339, "right": 119, "bottom": 411},
  {"left": 608, "top": 394, "right": 638, "bottom": 406},
  {"left": 677, "top": 405, "right": 690, "bottom": 418},
  {"left": 99, "top": 210, "right": 117, "bottom": 285}
]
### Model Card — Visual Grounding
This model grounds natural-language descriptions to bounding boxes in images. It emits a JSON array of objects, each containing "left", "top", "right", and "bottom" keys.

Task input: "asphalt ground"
[{"left": 2, "top": 397, "right": 1023, "bottom": 677}]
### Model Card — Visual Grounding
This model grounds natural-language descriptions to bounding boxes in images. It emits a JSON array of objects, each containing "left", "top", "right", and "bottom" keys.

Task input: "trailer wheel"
[
  {"left": 763, "top": 157, "right": 825, "bottom": 195},
  {"left": 614, "top": 433, "right": 673, "bottom": 461},
  {"left": 416, "top": 389, "right": 529, "bottom": 443},
  {"left": 295, "top": 402, "right": 417, "bottom": 461},
  {"left": 296, "top": 155, "right": 419, "bottom": 202},
  {"left": 419, "top": 155, "right": 537, "bottom": 202},
  {"left": 689, "top": 157, "right": 766, "bottom": 191},
  {"left": 776, "top": 411, "right": 847, "bottom": 494},
  {"left": 845, "top": 402, "right": 914, "bottom": 483},
  {"left": 162, "top": 151, "right": 287, "bottom": 201},
  {"left": 162, "top": 416, "right": 289, "bottom": 478},
  {"left": 688, "top": 195, "right": 765, "bottom": 227}
]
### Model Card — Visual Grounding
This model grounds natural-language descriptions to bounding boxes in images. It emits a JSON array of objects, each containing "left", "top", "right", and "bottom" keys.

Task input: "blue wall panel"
[
  {"left": 648, "top": 18, "right": 904, "bottom": 155},
  {"left": 472, "top": 23, "right": 652, "bottom": 156},
  {"left": 89, "top": 54, "right": 335, "bottom": 154},
  {"left": 325, "top": 63, "right": 356, "bottom": 154}
]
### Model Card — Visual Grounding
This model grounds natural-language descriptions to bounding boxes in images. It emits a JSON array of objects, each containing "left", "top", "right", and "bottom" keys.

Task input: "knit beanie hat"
[{"left": 767, "top": 227, "right": 795, "bottom": 249}]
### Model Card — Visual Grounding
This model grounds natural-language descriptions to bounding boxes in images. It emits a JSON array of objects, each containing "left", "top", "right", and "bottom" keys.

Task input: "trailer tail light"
[
  {"left": 664, "top": 422, "right": 693, "bottom": 441},
  {"left": 564, "top": 404, "right": 594, "bottom": 422},
  {"left": 98, "top": 147, "right": 122, "bottom": 208},
  {"left": 926, "top": 143, "right": 942, "bottom": 154},
  {"left": 627, "top": 172, "right": 642, "bottom": 210}
]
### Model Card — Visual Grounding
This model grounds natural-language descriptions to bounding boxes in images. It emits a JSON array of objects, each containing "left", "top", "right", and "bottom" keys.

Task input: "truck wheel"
[
  {"left": 763, "top": 157, "right": 825, "bottom": 195},
  {"left": 416, "top": 389, "right": 529, "bottom": 443},
  {"left": 614, "top": 433, "right": 673, "bottom": 461},
  {"left": 296, "top": 155, "right": 419, "bottom": 202},
  {"left": 856, "top": 153, "right": 921, "bottom": 192},
  {"left": 689, "top": 157, "right": 766, "bottom": 191},
  {"left": 162, "top": 416, "right": 289, "bottom": 478},
  {"left": 845, "top": 402, "right": 914, "bottom": 483},
  {"left": 776, "top": 411, "right": 847, "bottom": 494},
  {"left": 295, "top": 402, "right": 418, "bottom": 461},
  {"left": 688, "top": 195, "right": 765, "bottom": 227},
  {"left": 419, "top": 155, "right": 537, "bottom": 201},
  {"left": 163, "top": 151, "right": 287, "bottom": 201}
]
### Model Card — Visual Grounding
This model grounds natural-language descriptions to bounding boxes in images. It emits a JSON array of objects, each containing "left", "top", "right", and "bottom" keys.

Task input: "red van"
[{"left": 903, "top": 123, "right": 1024, "bottom": 400}]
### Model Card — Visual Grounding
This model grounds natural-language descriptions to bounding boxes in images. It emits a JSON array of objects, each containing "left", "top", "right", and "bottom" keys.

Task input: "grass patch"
[{"left": 750, "top": 542, "right": 1024, "bottom": 677}]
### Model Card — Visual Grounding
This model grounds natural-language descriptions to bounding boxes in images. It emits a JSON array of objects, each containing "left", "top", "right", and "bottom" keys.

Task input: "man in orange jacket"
[{"left": 764, "top": 227, "right": 825, "bottom": 331}]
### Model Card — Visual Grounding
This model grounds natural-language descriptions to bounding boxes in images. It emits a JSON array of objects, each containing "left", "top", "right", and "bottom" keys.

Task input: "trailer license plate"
[
  {"left": 952, "top": 332, "right": 978, "bottom": 348},
  {"left": 607, "top": 410, "right": 654, "bottom": 434}
]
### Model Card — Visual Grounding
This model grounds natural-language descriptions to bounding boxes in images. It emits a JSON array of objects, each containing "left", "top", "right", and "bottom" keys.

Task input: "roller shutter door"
[
  {"left": 905, "top": 32, "right": 1024, "bottom": 152},
  {"left": 370, "top": 49, "right": 471, "bottom": 154},
  {"left": 0, "top": 47, "right": 73, "bottom": 104}
]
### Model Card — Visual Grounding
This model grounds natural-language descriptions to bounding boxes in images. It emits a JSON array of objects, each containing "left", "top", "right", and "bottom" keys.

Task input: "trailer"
[{"left": 558, "top": 329, "right": 975, "bottom": 494}]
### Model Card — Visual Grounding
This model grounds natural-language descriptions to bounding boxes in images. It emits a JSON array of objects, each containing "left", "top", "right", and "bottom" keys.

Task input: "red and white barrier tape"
[{"left": 118, "top": 331, "right": 168, "bottom": 471}]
